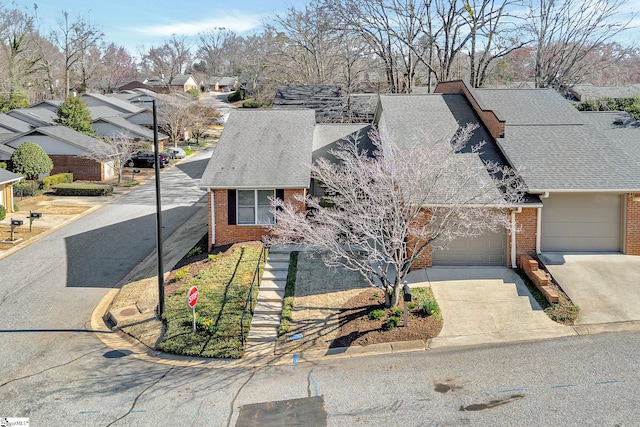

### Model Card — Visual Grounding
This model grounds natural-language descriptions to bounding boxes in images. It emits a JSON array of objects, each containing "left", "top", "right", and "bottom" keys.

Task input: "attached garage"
[
  {"left": 433, "top": 228, "right": 507, "bottom": 266},
  {"left": 541, "top": 193, "right": 622, "bottom": 252}
]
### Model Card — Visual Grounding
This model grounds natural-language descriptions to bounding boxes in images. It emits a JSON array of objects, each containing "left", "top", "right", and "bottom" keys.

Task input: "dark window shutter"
[
  {"left": 275, "top": 189, "right": 284, "bottom": 201},
  {"left": 228, "top": 190, "right": 236, "bottom": 225}
]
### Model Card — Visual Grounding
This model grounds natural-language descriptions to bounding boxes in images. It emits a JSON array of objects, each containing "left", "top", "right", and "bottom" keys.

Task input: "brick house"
[
  {"left": 0, "top": 127, "right": 116, "bottom": 181},
  {"left": 199, "top": 81, "right": 640, "bottom": 266}
]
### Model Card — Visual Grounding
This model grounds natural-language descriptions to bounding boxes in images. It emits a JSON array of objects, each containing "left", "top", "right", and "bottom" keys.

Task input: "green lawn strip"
[
  {"left": 157, "top": 245, "right": 265, "bottom": 358},
  {"left": 515, "top": 269, "right": 579, "bottom": 325},
  {"left": 277, "top": 251, "right": 298, "bottom": 336},
  {"left": 410, "top": 287, "right": 442, "bottom": 322}
]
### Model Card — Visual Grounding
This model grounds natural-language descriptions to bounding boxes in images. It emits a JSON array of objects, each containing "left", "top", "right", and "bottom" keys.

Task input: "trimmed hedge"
[
  {"left": 42, "top": 173, "right": 73, "bottom": 190},
  {"left": 227, "top": 89, "right": 243, "bottom": 103},
  {"left": 52, "top": 183, "right": 113, "bottom": 196}
]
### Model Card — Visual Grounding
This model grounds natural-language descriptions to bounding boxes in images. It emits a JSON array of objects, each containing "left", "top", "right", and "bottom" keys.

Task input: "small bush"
[
  {"left": 52, "top": 183, "right": 113, "bottom": 196},
  {"left": 422, "top": 299, "right": 439, "bottom": 316},
  {"left": 391, "top": 306, "right": 403, "bottom": 317},
  {"left": 383, "top": 316, "right": 399, "bottom": 330},
  {"left": 42, "top": 173, "right": 73, "bottom": 191},
  {"left": 227, "top": 89, "right": 243, "bottom": 103},
  {"left": 242, "top": 99, "right": 266, "bottom": 108},
  {"left": 188, "top": 246, "right": 203, "bottom": 257},
  {"left": 0, "top": 161, "right": 7, "bottom": 169},
  {"left": 174, "top": 267, "right": 189, "bottom": 282},
  {"left": 187, "top": 88, "right": 200, "bottom": 97},
  {"left": 368, "top": 309, "right": 385, "bottom": 320},
  {"left": 0, "top": 205, "right": 5, "bottom": 221}
]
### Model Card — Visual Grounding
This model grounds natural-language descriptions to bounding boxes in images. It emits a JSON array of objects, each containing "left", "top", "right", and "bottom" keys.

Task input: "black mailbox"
[
  {"left": 11, "top": 219, "right": 23, "bottom": 227},
  {"left": 403, "top": 284, "right": 412, "bottom": 302},
  {"left": 29, "top": 211, "right": 42, "bottom": 219}
]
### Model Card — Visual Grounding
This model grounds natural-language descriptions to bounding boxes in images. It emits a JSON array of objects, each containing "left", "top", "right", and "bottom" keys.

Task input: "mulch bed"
[{"left": 330, "top": 288, "right": 442, "bottom": 348}]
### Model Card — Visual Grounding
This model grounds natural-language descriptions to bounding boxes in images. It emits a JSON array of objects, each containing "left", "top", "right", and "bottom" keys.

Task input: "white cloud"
[{"left": 133, "top": 12, "right": 263, "bottom": 37}]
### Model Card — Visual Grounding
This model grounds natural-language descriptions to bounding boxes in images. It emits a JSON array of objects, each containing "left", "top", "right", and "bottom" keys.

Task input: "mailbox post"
[
  {"left": 10, "top": 218, "right": 23, "bottom": 242},
  {"left": 28, "top": 211, "right": 42, "bottom": 232},
  {"left": 403, "top": 283, "right": 412, "bottom": 327}
]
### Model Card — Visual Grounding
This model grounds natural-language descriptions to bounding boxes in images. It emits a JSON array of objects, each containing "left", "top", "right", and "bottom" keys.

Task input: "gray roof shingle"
[
  {"left": 200, "top": 109, "right": 316, "bottom": 189},
  {"left": 0, "top": 113, "right": 32, "bottom": 133},
  {"left": 0, "top": 167, "right": 23, "bottom": 184}
]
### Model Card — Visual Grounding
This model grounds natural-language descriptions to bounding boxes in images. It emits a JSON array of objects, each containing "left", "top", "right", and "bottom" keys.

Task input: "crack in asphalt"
[
  {"left": 0, "top": 347, "right": 104, "bottom": 388},
  {"left": 226, "top": 368, "right": 256, "bottom": 427},
  {"left": 106, "top": 365, "right": 176, "bottom": 427}
]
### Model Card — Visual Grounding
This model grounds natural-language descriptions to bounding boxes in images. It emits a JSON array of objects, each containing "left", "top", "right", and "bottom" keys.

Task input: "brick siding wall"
[
  {"left": 626, "top": 193, "right": 640, "bottom": 255},
  {"left": 509, "top": 208, "right": 538, "bottom": 267},
  {"left": 49, "top": 155, "right": 103, "bottom": 181},
  {"left": 208, "top": 188, "right": 306, "bottom": 249}
]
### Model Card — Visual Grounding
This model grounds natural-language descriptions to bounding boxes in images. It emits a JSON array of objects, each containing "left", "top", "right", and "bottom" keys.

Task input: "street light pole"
[{"left": 153, "top": 100, "right": 165, "bottom": 316}]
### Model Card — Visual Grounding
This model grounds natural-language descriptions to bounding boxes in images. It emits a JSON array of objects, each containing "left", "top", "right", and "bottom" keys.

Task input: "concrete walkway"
[
  {"left": 406, "top": 267, "right": 577, "bottom": 348},
  {"left": 244, "top": 247, "right": 292, "bottom": 358},
  {"left": 540, "top": 253, "right": 640, "bottom": 325}
]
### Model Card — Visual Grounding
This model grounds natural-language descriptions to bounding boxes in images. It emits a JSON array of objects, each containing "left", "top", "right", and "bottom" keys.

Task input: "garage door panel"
[
  {"left": 433, "top": 229, "right": 506, "bottom": 266},
  {"left": 542, "top": 193, "right": 621, "bottom": 252}
]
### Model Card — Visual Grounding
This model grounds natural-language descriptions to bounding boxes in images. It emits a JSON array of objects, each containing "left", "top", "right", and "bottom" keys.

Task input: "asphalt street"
[{"left": 0, "top": 150, "right": 210, "bottom": 403}]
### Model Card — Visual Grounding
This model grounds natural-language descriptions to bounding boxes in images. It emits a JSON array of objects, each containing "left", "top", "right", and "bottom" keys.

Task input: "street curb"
[{"left": 573, "top": 320, "right": 640, "bottom": 335}]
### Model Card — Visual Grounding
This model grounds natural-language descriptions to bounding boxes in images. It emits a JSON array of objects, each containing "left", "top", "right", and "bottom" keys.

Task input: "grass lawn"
[{"left": 157, "top": 244, "right": 265, "bottom": 358}]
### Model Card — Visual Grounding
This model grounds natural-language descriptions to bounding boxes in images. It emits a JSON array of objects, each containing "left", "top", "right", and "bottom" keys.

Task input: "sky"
[
  {"left": 8, "top": 0, "right": 640, "bottom": 54},
  {"left": 10, "top": 0, "right": 307, "bottom": 54}
]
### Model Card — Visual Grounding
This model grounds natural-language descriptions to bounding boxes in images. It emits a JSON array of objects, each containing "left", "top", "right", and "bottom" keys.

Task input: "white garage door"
[
  {"left": 541, "top": 193, "right": 622, "bottom": 252},
  {"left": 433, "top": 228, "right": 506, "bottom": 266}
]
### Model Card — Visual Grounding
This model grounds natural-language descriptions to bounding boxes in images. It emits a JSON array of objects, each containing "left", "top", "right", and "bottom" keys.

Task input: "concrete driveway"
[
  {"left": 540, "top": 253, "right": 640, "bottom": 325},
  {"left": 406, "top": 267, "right": 575, "bottom": 348}
]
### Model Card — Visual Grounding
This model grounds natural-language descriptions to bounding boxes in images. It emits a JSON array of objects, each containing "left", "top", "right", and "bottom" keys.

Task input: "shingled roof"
[{"left": 200, "top": 109, "right": 316, "bottom": 189}]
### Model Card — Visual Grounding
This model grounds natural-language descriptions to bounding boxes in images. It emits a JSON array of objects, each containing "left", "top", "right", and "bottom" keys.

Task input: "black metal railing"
[{"left": 240, "top": 243, "right": 268, "bottom": 346}]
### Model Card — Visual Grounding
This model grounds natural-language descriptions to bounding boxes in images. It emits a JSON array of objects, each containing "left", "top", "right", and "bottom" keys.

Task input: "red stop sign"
[{"left": 187, "top": 286, "right": 199, "bottom": 308}]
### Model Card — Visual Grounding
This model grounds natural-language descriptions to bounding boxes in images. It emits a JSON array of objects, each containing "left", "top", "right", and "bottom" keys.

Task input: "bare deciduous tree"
[
  {"left": 267, "top": 125, "right": 524, "bottom": 306},
  {"left": 141, "top": 35, "right": 192, "bottom": 85},
  {"left": 158, "top": 93, "right": 190, "bottom": 146},
  {"left": 526, "top": 0, "right": 635, "bottom": 89},
  {"left": 83, "top": 133, "right": 140, "bottom": 184}
]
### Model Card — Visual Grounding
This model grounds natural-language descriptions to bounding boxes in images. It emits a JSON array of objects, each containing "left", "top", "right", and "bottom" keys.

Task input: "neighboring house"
[
  {"left": 207, "top": 76, "right": 237, "bottom": 92},
  {"left": 169, "top": 74, "right": 198, "bottom": 92},
  {"left": 0, "top": 168, "right": 22, "bottom": 214},
  {"left": 200, "top": 80, "right": 640, "bottom": 267},
  {"left": 6, "top": 107, "right": 58, "bottom": 127},
  {"left": 118, "top": 80, "right": 159, "bottom": 93},
  {"left": 81, "top": 93, "right": 144, "bottom": 115},
  {"left": 567, "top": 84, "right": 640, "bottom": 102},
  {"left": 0, "top": 127, "right": 116, "bottom": 181},
  {"left": 28, "top": 99, "right": 62, "bottom": 113},
  {"left": 0, "top": 114, "right": 33, "bottom": 134},
  {"left": 92, "top": 115, "right": 169, "bottom": 146}
]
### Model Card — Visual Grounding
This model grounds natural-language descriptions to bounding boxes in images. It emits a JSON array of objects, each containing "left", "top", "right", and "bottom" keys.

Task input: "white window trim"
[{"left": 236, "top": 189, "right": 275, "bottom": 225}]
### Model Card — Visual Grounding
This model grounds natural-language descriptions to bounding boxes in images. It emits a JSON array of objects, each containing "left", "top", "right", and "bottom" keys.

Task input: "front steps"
[{"left": 244, "top": 248, "right": 291, "bottom": 358}]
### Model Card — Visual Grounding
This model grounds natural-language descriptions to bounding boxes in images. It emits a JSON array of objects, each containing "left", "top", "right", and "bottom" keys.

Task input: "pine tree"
[{"left": 56, "top": 96, "right": 94, "bottom": 135}]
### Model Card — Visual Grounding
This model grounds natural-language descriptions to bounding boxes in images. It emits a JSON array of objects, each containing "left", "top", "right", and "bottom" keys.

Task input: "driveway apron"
[{"left": 540, "top": 253, "right": 640, "bottom": 325}]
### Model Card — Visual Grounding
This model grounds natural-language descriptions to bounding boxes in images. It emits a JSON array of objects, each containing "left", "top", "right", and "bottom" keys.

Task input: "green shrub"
[
  {"left": 0, "top": 161, "right": 7, "bottom": 169},
  {"left": 187, "top": 88, "right": 200, "bottom": 97},
  {"left": 0, "top": 205, "right": 5, "bottom": 221},
  {"left": 188, "top": 246, "right": 203, "bottom": 257},
  {"left": 227, "top": 89, "right": 243, "bottom": 103},
  {"left": 368, "top": 309, "right": 385, "bottom": 320},
  {"left": 242, "top": 99, "right": 266, "bottom": 108},
  {"left": 52, "top": 183, "right": 113, "bottom": 196},
  {"left": 174, "top": 267, "right": 190, "bottom": 282},
  {"left": 41, "top": 173, "right": 73, "bottom": 191},
  {"left": 383, "top": 316, "right": 399, "bottom": 330},
  {"left": 422, "top": 299, "right": 439, "bottom": 316},
  {"left": 391, "top": 306, "right": 403, "bottom": 317}
]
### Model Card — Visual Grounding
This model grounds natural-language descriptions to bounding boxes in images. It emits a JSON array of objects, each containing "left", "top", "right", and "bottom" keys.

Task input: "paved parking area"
[{"left": 540, "top": 253, "right": 640, "bottom": 325}]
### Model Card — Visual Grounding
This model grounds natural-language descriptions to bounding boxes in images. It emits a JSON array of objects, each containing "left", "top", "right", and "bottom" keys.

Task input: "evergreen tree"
[
  {"left": 10, "top": 141, "right": 53, "bottom": 179},
  {"left": 56, "top": 96, "right": 94, "bottom": 135}
]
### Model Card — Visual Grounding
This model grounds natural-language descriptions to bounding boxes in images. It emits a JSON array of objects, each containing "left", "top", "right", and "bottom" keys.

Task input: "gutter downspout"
[
  {"left": 536, "top": 192, "right": 550, "bottom": 254},
  {"left": 511, "top": 207, "right": 522, "bottom": 268}
]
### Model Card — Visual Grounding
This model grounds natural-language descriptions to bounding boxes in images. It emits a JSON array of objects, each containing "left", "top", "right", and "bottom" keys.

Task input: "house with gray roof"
[
  {"left": 0, "top": 113, "right": 33, "bottom": 134},
  {"left": 92, "top": 115, "right": 169, "bottom": 143},
  {"left": 81, "top": 93, "right": 144, "bottom": 115},
  {"left": 0, "top": 127, "right": 116, "bottom": 181},
  {"left": 0, "top": 168, "right": 22, "bottom": 214},
  {"left": 7, "top": 107, "right": 58, "bottom": 127},
  {"left": 200, "top": 80, "right": 640, "bottom": 266}
]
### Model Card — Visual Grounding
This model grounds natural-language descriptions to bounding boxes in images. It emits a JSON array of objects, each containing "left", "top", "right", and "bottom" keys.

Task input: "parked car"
[
  {"left": 127, "top": 152, "right": 168, "bottom": 168},
  {"left": 165, "top": 147, "right": 186, "bottom": 159}
]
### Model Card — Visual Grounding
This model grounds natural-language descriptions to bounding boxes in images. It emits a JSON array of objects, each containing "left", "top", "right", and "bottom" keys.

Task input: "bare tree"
[
  {"left": 82, "top": 133, "right": 140, "bottom": 184},
  {"left": 50, "top": 11, "right": 103, "bottom": 96},
  {"left": 158, "top": 93, "right": 190, "bottom": 146},
  {"left": 197, "top": 27, "right": 236, "bottom": 75},
  {"left": 186, "top": 101, "right": 219, "bottom": 143},
  {"left": 141, "top": 35, "right": 192, "bottom": 85},
  {"left": 526, "top": 0, "right": 635, "bottom": 89},
  {"left": 267, "top": 125, "right": 524, "bottom": 307}
]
